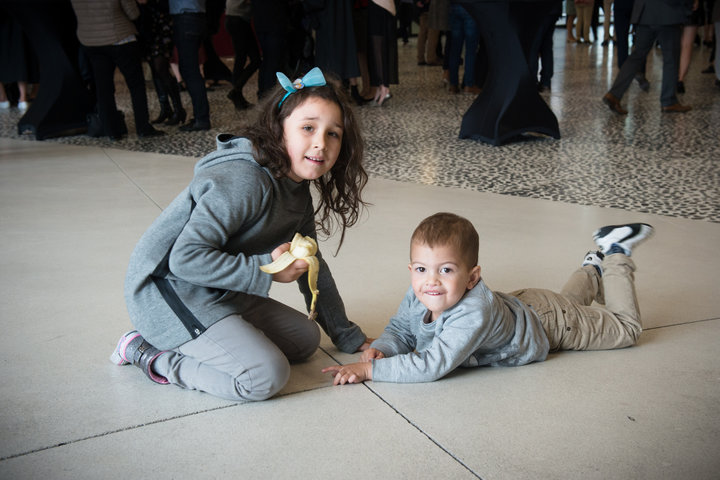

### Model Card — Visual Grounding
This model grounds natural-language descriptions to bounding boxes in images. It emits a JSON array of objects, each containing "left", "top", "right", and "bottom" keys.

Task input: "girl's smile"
[{"left": 283, "top": 97, "right": 344, "bottom": 183}]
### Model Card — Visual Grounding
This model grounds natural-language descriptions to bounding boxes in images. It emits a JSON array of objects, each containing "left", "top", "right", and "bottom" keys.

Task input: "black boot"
[
  {"left": 152, "top": 100, "right": 173, "bottom": 124},
  {"left": 165, "top": 79, "right": 187, "bottom": 126},
  {"left": 227, "top": 88, "right": 251, "bottom": 110}
]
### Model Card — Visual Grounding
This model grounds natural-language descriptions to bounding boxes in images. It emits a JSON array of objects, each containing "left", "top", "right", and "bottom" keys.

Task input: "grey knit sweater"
[
  {"left": 124, "top": 136, "right": 366, "bottom": 353},
  {"left": 71, "top": 0, "right": 140, "bottom": 47}
]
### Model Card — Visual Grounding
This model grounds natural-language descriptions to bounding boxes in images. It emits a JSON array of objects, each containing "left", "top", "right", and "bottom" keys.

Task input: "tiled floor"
[{"left": 1, "top": 27, "right": 719, "bottom": 479}]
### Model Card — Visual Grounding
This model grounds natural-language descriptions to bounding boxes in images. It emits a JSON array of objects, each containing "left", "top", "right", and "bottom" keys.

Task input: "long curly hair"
[{"left": 241, "top": 72, "right": 368, "bottom": 251}]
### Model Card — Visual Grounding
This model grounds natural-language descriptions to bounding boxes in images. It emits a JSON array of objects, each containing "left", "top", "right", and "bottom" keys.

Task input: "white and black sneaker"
[
  {"left": 582, "top": 250, "right": 605, "bottom": 275},
  {"left": 593, "top": 223, "right": 654, "bottom": 256}
]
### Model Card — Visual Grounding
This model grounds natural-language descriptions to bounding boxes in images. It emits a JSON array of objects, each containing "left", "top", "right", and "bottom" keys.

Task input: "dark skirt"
[{"left": 367, "top": 2, "right": 398, "bottom": 86}]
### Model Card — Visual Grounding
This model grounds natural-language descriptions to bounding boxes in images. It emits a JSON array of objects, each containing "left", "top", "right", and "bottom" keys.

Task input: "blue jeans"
[
  {"left": 172, "top": 13, "right": 210, "bottom": 124},
  {"left": 448, "top": 4, "right": 479, "bottom": 88}
]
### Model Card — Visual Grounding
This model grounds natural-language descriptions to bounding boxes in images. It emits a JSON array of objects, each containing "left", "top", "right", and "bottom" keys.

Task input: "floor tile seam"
[
  {"left": 100, "top": 146, "right": 166, "bottom": 212},
  {"left": 643, "top": 316, "right": 720, "bottom": 331},
  {"left": 317, "top": 348, "right": 483, "bottom": 478},
  {"left": 0, "top": 403, "right": 239, "bottom": 463},
  {"left": 362, "top": 382, "right": 485, "bottom": 479}
]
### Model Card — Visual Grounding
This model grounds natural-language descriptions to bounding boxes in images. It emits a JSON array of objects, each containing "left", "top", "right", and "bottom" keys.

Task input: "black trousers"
[{"left": 85, "top": 41, "right": 152, "bottom": 137}]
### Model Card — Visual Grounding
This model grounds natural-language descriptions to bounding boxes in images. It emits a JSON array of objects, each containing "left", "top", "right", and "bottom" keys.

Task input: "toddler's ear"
[{"left": 468, "top": 265, "right": 482, "bottom": 289}]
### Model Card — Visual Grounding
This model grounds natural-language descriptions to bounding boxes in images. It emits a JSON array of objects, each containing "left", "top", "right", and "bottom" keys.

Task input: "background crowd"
[{"left": 1, "top": 0, "right": 718, "bottom": 140}]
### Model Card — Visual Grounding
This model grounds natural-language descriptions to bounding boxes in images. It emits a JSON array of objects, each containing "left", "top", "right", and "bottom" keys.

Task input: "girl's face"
[{"left": 282, "top": 97, "right": 344, "bottom": 183}]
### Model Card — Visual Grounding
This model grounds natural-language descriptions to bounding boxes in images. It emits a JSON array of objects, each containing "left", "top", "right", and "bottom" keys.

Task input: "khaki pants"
[{"left": 512, "top": 254, "right": 641, "bottom": 351}]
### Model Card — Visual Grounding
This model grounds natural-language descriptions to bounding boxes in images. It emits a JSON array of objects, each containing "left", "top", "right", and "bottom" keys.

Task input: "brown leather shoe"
[
  {"left": 661, "top": 103, "right": 692, "bottom": 113},
  {"left": 603, "top": 93, "right": 627, "bottom": 115}
]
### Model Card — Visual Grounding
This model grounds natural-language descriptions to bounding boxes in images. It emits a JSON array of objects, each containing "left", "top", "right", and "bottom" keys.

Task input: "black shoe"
[
  {"left": 138, "top": 125, "right": 166, "bottom": 138},
  {"left": 350, "top": 85, "right": 368, "bottom": 105},
  {"left": 165, "top": 108, "right": 187, "bottom": 126},
  {"left": 179, "top": 119, "right": 211, "bottom": 132},
  {"left": 676, "top": 81, "right": 685, "bottom": 94},
  {"left": 151, "top": 102, "right": 172, "bottom": 124},
  {"left": 701, "top": 65, "right": 715, "bottom": 74}
]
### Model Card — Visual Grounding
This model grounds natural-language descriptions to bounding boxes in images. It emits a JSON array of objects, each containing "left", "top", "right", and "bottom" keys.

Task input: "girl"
[{"left": 111, "top": 67, "right": 372, "bottom": 402}]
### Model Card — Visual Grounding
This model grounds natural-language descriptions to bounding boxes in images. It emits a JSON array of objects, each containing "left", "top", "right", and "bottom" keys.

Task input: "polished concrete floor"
[{"left": 1, "top": 27, "right": 719, "bottom": 479}]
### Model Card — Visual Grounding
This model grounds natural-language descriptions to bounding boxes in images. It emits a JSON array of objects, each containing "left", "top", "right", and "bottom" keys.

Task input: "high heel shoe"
[
  {"left": 152, "top": 101, "right": 172, "bottom": 124},
  {"left": 374, "top": 93, "right": 392, "bottom": 107},
  {"left": 165, "top": 107, "right": 186, "bottom": 126}
]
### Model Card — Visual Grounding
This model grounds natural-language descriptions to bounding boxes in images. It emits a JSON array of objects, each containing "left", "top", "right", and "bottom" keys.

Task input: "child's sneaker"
[
  {"left": 109, "top": 330, "right": 142, "bottom": 365},
  {"left": 109, "top": 330, "right": 169, "bottom": 384},
  {"left": 593, "top": 223, "right": 654, "bottom": 256},
  {"left": 582, "top": 250, "right": 605, "bottom": 275}
]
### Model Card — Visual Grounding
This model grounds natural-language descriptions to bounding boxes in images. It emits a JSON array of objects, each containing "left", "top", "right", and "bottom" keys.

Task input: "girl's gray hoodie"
[{"left": 124, "top": 136, "right": 365, "bottom": 353}]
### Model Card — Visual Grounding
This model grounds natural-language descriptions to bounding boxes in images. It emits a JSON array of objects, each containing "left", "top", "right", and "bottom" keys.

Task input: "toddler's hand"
[
  {"left": 360, "top": 348, "right": 384, "bottom": 363},
  {"left": 322, "top": 362, "right": 372, "bottom": 385},
  {"left": 356, "top": 337, "right": 376, "bottom": 353}
]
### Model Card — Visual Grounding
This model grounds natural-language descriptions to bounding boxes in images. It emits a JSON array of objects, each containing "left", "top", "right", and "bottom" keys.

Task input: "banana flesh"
[{"left": 260, "top": 233, "right": 320, "bottom": 319}]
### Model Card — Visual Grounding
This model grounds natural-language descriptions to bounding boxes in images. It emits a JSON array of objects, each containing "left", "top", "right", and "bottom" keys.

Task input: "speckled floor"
[{"left": 2, "top": 28, "right": 719, "bottom": 222}]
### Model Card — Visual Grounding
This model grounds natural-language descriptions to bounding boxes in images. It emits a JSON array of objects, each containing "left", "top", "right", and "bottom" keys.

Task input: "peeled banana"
[{"left": 260, "top": 233, "right": 319, "bottom": 319}]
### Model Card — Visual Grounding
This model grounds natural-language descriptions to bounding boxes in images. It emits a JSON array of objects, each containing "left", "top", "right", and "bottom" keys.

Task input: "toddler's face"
[
  {"left": 282, "top": 97, "right": 343, "bottom": 183},
  {"left": 408, "top": 241, "right": 481, "bottom": 322}
]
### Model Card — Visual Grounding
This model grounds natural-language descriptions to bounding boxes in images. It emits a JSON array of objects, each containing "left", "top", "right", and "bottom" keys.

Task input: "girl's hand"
[
  {"left": 356, "top": 337, "right": 375, "bottom": 353},
  {"left": 268, "top": 242, "right": 309, "bottom": 283},
  {"left": 321, "top": 362, "right": 372, "bottom": 385},
  {"left": 360, "top": 347, "right": 384, "bottom": 363}
]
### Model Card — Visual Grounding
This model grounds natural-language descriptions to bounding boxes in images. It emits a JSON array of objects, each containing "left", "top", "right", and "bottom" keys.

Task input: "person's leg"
[
  {"left": 538, "top": 24, "right": 555, "bottom": 88},
  {"left": 153, "top": 296, "right": 320, "bottom": 402},
  {"left": 678, "top": 24, "right": 699, "bottom": 84},
  {"left": 582, "top": 5, "right": 593, "bottom": 42},
  {"left": 513, "top": 254, "right": 640, "bottom": 352},
  {"left": 614, "top": 2, "right": 631, "bottom": 67},
  {"left": 86, "top": 46, "right": 123, "bottom": 138},
  {"left": 461, "top": 7, "right": 479, "bottom": 89},
  {"left": 236, "top": 18, "right": 261, "bottom": 93},
  {"left": 172, "top": 13, "right": 210, "bottom": 127},
  {"left": 560, "top": 265, "right": 604, "bottom": 307},
  {"left": 112, "top": 42, "right": 155, "bottom": 135},
  {"left": 608, "top": 24, "right": 656, "bottom": 100},
  {"left": 603, "top": 0, "right": 613, "bottom": 42},
  {"left": 417, "top": 11, "right": 429, "bottom": 64},
  {"left": 657, "top": 24, "right": 683, "bottom": 107},
  {"left": 566, "top": 0, "right": 577, "bottom": 42},
  {"left": 716, "top": 22, "right": 720, "bottom": 82},
  {"left": 448, "top": 4, "right": 464, "bottom": 90}
]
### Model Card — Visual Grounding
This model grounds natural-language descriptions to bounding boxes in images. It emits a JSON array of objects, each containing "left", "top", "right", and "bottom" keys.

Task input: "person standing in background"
[{"left": 169, "top": 0, "right": 211, "bottom": 131}]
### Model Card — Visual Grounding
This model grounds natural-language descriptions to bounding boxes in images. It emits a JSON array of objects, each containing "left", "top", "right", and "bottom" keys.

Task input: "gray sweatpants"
[
  {"left": 153, "top": 294, "right": 320, "bottom": 402},
  {"left": 512, "top": 253, "right": 641, "bottom": 351}
]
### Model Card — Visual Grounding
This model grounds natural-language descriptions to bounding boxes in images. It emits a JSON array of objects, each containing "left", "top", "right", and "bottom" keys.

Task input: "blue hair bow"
[{"left": 276, "top": 67, "right": 327, "bottom": 107}]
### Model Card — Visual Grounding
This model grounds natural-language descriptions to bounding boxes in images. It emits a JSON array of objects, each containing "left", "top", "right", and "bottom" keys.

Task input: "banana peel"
[{"left": 260, "top": 233, "right": 319, "bottom": 319}]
